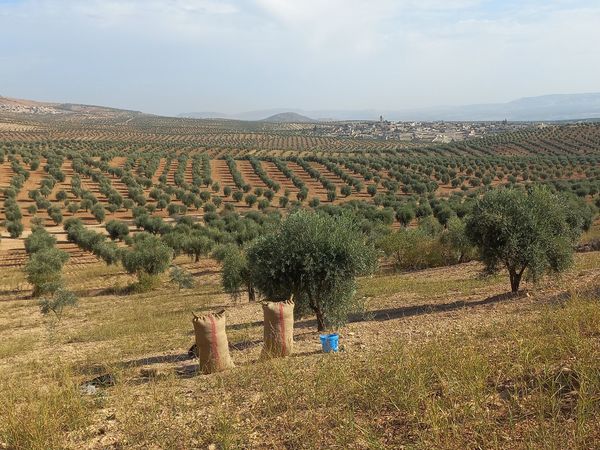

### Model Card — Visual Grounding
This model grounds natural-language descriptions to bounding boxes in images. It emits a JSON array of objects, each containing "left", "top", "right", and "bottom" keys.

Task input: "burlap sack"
[
  {"left": 262, "top": 300, "right": 294, "bottom": 358},
  {"left": 192, "top": 310, "right": 234, "bottom": 374}
]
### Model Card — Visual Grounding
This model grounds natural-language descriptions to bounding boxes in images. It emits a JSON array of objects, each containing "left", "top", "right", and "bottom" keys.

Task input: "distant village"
[{"left": 308, "top": 118, "right": 543, "bottom": 143}]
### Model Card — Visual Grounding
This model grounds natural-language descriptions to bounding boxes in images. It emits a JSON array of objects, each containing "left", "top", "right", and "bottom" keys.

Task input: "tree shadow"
[
  {"left": 175, "top": 363, "right": 199, "bottom": 379},
  {"left": 226, "top": 320, "right": 263, "bottom": 331},
  {"left": 73, "top": 285, "right": 136, "bottom": 298},
  {"left": 352, "top": 291, "right": 523, "bottom": 323},
  {"left": 190, "top": 269, "right": 221, "bottom": 276},
  {"left": 289, "top": 349, "right": 322, "bottom": 358},
  {"left": 190, "top": 289, "right": 226, "bottom": 297},
  {"left": 0, "top": 290, "right": 31, "bottom": 301},
  {"left": 229, "top": 339, "right": 262, "bottom": 352},
  {"left": 293, "top": 291, "right": 524, "bottom": 329},
  {"left": 120, "top": 352, "right": 191, "bottom": 368}
]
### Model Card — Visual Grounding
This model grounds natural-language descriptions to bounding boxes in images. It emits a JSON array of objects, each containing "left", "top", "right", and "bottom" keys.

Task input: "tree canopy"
[
  {"left": 247, "top": 210, "right": 377, "bottom": 330},
  {"left": 466, "top": 186, "right": 586, "bottom": 292}
]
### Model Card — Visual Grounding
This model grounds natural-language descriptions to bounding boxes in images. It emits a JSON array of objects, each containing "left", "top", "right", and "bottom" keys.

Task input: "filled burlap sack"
[
  {"left": 192, "top": 310, "right": 234, "bottom": 374},
  {"left": 262, "top": 300, "right": 294, "bottom": 358}
]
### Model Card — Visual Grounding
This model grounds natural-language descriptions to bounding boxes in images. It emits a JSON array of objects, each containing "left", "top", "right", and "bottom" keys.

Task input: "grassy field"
[{"left": 0, "top": 251, "right": 599, "bottom": 449}]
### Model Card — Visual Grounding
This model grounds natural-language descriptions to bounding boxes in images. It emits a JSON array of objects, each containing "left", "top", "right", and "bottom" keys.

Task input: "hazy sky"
[{"left": 1, "top": 0, "right": 599, "bottom": 116}]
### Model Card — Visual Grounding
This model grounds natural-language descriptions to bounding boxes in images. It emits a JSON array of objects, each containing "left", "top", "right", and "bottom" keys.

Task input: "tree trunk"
[
  {"left": 195, "top": 253, "right": 200, "bottom": 263},
  {"left": 315, "top": 307, "right": 326, "bottom": 332},
  {"left": 307, "top": 291, "right": 326, "bottom": 331},
  {"left": 247, "top": 283, "right": 256, "bottom": 302},
  {"left": 509, "top": 269, "right": 522, "bottom": 293}
]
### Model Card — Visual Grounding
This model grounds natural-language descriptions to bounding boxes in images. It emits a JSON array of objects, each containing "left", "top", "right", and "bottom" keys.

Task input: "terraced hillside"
[{"left": 1, "top": 113, "right": 599, "bottom": 268}]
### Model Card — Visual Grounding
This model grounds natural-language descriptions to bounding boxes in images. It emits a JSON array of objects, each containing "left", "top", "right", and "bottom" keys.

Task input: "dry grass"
[{"left": 0, "top": 253, "right": 599, "bottom": 449}]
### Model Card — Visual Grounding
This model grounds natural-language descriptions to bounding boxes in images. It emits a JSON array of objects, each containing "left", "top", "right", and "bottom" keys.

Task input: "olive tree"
[
  {"left": 6, "top": 220, "right": 24, "bottom": 238},
  {"left": 105, "top": 219, "right": 129, "bottom": 241},
  {"left": 247, "top": 210, "right": 377, "bottom": 330},
  {"left": 441, "top": 217, "right": 476, "bottom": 263},
  {"left": 183, "top": 231, "right": 214, "bottom": 262},
  {"left": 122, "top": 233, "right": 173, "bottom": 288},
  {"left": 39, "top": 289, "right": 78, "bottom": 321},
  {"left": 25, "top": 247, "right": 69, "bottom": 297},
  {"left": 466, "top": 187, "right": 586, "bottom": 293},
  {"left": 24, "top": 226, "right": 56, "bottom": 255},
  {"left": 169, "top": 265, "right": 194, "bottom": 291},
  {"left": 91, "top": 203, "right": 105, "bottom": 223}
]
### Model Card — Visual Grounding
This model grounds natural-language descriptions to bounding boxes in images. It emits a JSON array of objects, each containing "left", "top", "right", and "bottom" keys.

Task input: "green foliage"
[
  {"left": 308, "top": 197, "right": 320, "bottom": 208},
  {"left": 55, "top": 190, "right": 68, "bottom": 202},
  {"left": 563, "top": 194, "right": 595, "bottom": 232},
  {"left": 378, "top": 228, "right": 441, "bottom": 271},
  {"left": 67, "top": 202, "right": 79, "bottom": 215},
  {"left": 91, "top": 203, "right": 105, "bottom": 223},
  {"left": 418, "top": 215, "right": 443, "bottom": 237},
  {"left": 245, "top": 194, "right": 257, "bottom": 207},
  {"left": 278, "top": 196, "right": 289, "bottom": 208},
  {"left": 47, "top": 204, "right": 63, "bottom": 225},
  {"left": 247, "top": 210, "right": 377, "bottom": 330},
  {"left": 441, "top": 217, "right": 477, "bottom": 263},
  {"left": 122, "top": 233, "right": 173, "bottom": 281},
  {"left": 378, "top": 217, "right": 475, "bottom": 271},
  {"left": 25, "top": 247, "right": 69, "bottom": 297},
  {"left": 182, "top": 231, "right": 214, "bottom": 262},
  {"left": 6, "top": 220, "right": 24, "bottom": 238},
  {"left": 466, "top": 186, "right": 585, "bottom": 292},
  {"left": 39, "top": 289, "right": 78, "bottom": 321},
  {"left": 105, "top": 220, "right": 129, "bottom": 241},
  {"left": 24, "top": 227, "right": 56, "bottom": 255},
  {"left": 65, "top": 219, "right": 121, "bottom": 265},
  {"left": 395, "top": 205, "right": 415, "bottom": 226},
  {"left": 219, "top": 245, "right": 254, "bottom": 302},
  {"left": 169, "top": 266, "right": 194, "bottom": 291}
]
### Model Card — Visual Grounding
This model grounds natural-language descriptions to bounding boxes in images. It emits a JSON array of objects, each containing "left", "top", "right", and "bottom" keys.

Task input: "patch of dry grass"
[{"left": 0, "top": 253, "right": 599, "bottom": 449}]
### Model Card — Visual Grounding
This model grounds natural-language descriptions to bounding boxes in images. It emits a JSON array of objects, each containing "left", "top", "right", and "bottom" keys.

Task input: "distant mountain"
[
  {"left": 180, "top": 93, "right": 600, "bottom": 122},
  {"left": 260, "top": 112, "right": 315, "bottom": 123},
  {"left": 383, "top": 93, "right": 600, "bottom": 122},
  {"left": 0, "top": 96, "right": 143, "bottom": 117}
]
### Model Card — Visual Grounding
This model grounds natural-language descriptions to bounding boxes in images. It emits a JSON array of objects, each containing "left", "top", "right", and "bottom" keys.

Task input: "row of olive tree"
[{"left": 218, "top": 186, "right": 593, "bottom": 331}]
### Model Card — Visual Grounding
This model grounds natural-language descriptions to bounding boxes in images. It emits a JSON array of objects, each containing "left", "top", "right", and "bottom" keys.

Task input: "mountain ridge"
[{"left": 179, "top": 93, "right": 600, "bottom": 122}]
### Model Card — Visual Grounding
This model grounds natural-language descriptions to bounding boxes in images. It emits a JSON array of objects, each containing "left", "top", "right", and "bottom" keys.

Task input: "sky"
[{"left": 1, "top": 0, "right": 599, "bottom": 116}]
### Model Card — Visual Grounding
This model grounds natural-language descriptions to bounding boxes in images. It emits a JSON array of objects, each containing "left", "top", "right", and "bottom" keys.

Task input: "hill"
[
  {"left": 0, "top": 96, "right": 143, "bottom": 117},
  {"left": 260, "top": 111, "right": 315, "bottom": 123},
  {"left": 178, "top": 108, "right": 315, "bottom": 121},
  {"left": 388, "top": 93, "right": 600, "bottom": 122}
]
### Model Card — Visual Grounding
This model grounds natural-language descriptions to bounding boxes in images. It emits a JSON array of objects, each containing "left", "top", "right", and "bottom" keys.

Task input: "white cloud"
[
  {"left": 253, "top": 0, "right": 483, "bottom": 53},
  {"left": 1, "top": 0, "right": 599, "bottom": 113}
]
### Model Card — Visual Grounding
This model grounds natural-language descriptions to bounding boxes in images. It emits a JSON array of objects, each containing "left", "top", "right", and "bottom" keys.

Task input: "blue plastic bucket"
[{"left": 319, "top": 333, "right": 339, "bottom": 353}]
